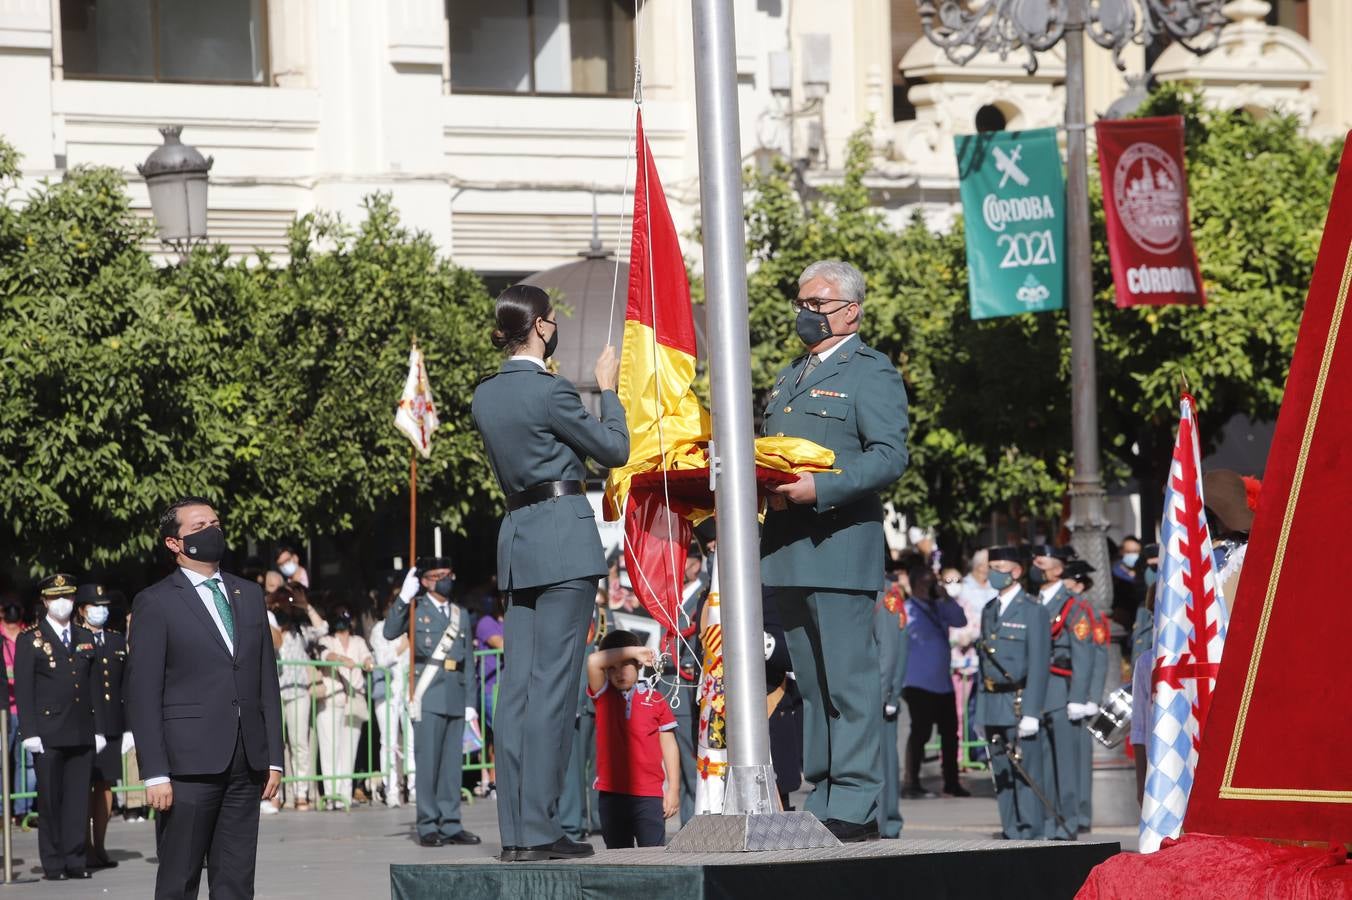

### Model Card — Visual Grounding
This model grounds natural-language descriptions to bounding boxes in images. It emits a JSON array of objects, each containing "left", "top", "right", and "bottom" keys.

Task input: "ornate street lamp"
[
  {"left": 914, "top": 0, "right": 1225, "bottom": 611},
  {"left": 137, "top": 126, "right": 213, "bottom": 255}
]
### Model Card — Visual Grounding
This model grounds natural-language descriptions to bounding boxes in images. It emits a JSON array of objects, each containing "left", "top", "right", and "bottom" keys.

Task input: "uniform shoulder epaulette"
[
  {"left": 21, "top": 624, "right": 37, "bottom": 634},
  {"left": 537, "top": 368, "right": 557, "bottom": 377},
  {"left": 104, "top": 627, "right": 123, "bottom": 635}
]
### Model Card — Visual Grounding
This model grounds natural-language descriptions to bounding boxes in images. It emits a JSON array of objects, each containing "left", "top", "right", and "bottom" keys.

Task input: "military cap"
[
  {"left": 987, "top": 546, "right": 1029, "bottom": 564},
  {"left": 1030, "top": 543, "right": 1078, "bottom": 562},
  {"left": 75, "top": 582, "right": 111, "bottom": 605},
  {"left": 38, "top": 573, "right": 78, "bottom": 597},
  {"left": 415, "top": 555, "right": 454, "bottom": 573},
  {"left": 1062, "top": 559, "right": 1096, "bottom": 581}
]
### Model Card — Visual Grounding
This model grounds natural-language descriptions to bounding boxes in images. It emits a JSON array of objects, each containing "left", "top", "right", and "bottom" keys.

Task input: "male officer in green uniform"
[
  {"left": 760, "top": 259, "right": 909, "bottom": 843},
  {"left": 976, "top": 547, "right": 1050, "bottom": 840},
  {"left": 875, "top": 575, "right": 909, "bottom": 838},
  {"left": 383, "top": 557, "right": 480, "bottom": 847},
  {"left": 1061, "top": 559, "right": 1106, "bottom": 833},
  {"left": 1030, "top": 544, "right": 1095, "bottom": 839}
]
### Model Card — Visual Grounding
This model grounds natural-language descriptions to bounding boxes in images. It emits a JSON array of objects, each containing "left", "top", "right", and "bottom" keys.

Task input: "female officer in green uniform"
[{"left": 471, "top": 284, "right": 628, "bottom": 862}]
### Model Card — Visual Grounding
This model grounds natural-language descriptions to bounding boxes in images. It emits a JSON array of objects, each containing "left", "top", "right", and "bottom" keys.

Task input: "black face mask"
[
  {"left": 543, "top": 323, "right": 559, "bottom": 360},
  {"left": 794, "top": 309, "right": 833, "bottom": 345},
  {"left": 433, "top": 577, "right": 455, "bottom": 599},
  {"left": 1028, "top": 566, "right": 1046, "bottom": 587},
  {"left": 179, "top": 525, "right": 226, "bottom": 564}
]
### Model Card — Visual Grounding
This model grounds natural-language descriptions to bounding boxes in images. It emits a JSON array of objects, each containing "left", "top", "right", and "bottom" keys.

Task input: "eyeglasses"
[{"left": 792, "top": 296, "right": 852, "bottom": 315}]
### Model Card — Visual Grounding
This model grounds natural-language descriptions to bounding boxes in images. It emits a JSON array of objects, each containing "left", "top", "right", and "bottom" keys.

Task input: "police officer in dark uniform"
[
  {"left": 75, "top": 582, "right": 126, "bottom": 869},
  {"left": 471, "top": 284, "right": 627, "bottom": 861},
  {"left": 1030, "top": 545, "right": 1095, "bottom": 839},
  {"left": 15, "top": 574, "right": 104, "bottom": 880},
  {"left": 975, "top": 548, "right": 1050, "bottom": 840},
  {"left": 383, "top": 556, "right": 480, "bottom": 847}
]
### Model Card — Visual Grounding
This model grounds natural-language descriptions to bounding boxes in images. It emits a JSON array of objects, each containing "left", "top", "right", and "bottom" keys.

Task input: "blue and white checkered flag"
[{"left": 1140, "top": 394, "right": 1229, "bottom": 853}]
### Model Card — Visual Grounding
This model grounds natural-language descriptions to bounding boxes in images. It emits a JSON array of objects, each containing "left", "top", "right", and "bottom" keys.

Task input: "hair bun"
[{"left": 490, "top": 328, "right": 510, "bottom": 350}]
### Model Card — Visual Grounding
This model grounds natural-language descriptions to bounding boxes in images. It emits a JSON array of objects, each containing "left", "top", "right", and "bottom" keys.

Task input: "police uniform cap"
[
  {"left": 415, "top": 556, "right": 453, "bottom": 573},
  {"left": 1062, "top": 559, "right": 1096, "bottom": 580},
  {"left": 75, "top": 582, "right": 111, "bottom": 605},
  {"left": 987, "top": 546, "right": 1029, "bottom": 564},
  {"left": 38, "top": 573, "right": 78, "bottom": 597},
  {"left": 1030, "top": 543, "right": 1077, "bottom": 562}
]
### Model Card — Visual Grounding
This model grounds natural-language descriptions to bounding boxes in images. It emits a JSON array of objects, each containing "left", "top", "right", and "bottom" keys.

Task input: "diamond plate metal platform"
[
  {"left": 390, "top": 837, "right": 1121, "bottom": 900},
  {"left": 665, "top": 812, "right": 840, "bottom": 852}
]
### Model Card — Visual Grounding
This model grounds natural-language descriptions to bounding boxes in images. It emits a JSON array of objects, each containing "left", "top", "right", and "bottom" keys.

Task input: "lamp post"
[
  {"left": 914, "top": 0, "right": 1224, "bottom": 613},
  {"left": 137, "top": 126, "right": 213, "bottom": 256}
]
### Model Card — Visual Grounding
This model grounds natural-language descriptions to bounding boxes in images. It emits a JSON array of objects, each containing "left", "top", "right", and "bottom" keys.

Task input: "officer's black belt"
[
  {"left": 506, "top": 480, "right": 587, "bottom": 511},
  {"left": 983, "top": 677, "right": 1026, "bottom": 694}
]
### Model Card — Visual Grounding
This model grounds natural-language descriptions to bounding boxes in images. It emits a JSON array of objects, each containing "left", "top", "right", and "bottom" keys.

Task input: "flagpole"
[{"left": 408, "top": 451, "right": 417, "bottom": 701}]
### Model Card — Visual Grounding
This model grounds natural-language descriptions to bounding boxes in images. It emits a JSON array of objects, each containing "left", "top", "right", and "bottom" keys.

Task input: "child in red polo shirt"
[{"left": 587, "top": 630, "right": 680, "bottom": 848}]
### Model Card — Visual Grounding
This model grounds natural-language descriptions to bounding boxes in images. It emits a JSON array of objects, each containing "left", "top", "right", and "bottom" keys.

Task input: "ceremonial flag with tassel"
[
  {"left": 394, "top": 344, "right": 439, "bottom": 457},
  {"left": 1140, "top": 392, "right": 1229, "bottom": 852}
]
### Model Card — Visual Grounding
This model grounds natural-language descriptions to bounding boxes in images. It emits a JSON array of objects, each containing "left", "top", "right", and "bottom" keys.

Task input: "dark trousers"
[
  {"left": 413, "top": 711, "right": 464, "bottom": 839},
  {"left": 495, "top": 578, "right": 595, "bottom": 849},
  {"left": 877, "top": 710, "right": 902, "bottom": 837},
  {"left": 154, "top": 728, "right": 263, "bottom": 900},
  {"left": 558, "top": 709, "right": 599, "bottom": 840},
  {"left": 598, "top": 792, "right": 665, "bottom": 848},
  {"left": 901, "top": 686, "right": 960, "bottom": 790},
  {"left": 33, "top": 744, "right": 92, "bottom": 876},
  {"left": 776, "top": 588, "right": 882, "bottom": 826}
]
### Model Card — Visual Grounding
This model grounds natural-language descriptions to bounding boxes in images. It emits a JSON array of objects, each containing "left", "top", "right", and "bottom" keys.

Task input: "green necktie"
[{"left": 203, "top": 577, "right": 235, "bottom": 644}]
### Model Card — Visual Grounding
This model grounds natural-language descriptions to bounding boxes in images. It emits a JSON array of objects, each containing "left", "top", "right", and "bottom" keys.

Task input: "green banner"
[{"left": 955, "top": 128, "right": 1066, "bottom": 320}]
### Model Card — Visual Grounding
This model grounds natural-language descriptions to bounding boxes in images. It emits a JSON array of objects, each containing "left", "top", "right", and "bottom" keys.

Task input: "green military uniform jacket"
[
  {"left": 975, "top": 589, "right": 1051, "bottom": 727},
  {"left": 1041, "top": 585, "right": 1097, "bottom": 712},
  {"left": 760, "top": 336, "right": 909, "bottom": 592},
  {"left": 382, "top": 595, "right": 472, "bottom": 717},
  {"left": 471, "top": 359, "right": 629, "bottom": 590}
]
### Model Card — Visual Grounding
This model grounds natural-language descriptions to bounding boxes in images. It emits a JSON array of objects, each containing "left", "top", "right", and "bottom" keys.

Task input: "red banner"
[{"left": 1096, "top": 115, "right": 1205, "bottom": 308}]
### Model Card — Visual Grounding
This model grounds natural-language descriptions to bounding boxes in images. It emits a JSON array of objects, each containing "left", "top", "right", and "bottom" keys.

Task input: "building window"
[
  {"left": 61, "top": 0, "right": 269, "bottom": 85},
  {"left": 449, "top": 0, "right": 635, "bottom": 96}
]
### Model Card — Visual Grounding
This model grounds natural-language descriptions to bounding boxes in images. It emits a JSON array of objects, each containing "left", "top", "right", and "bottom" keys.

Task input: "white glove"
[
  {"left": 398, "top": 568, "right": 421, "bottom": 603},
  {"left": 121, "top": 731, "right": 135, "bottom": 754},
  {"left": 21, "top": 737, "right": 43, "bottom": 755},
  {"left": 94, "top": 734, "right": 107, "bottom": 753},
  {"left": 883, "top": 704, "right": 898, "bottom": 717},
  {"left": 465, "top": 706, "right": 478, "bottom": 722},
  {"left": 1018, "top": 716, "right": 1040, "bottom": 738},
  {"left": 1066, "top": 702, "right": 1094, "bottom": 722},
  {"left": 1084, "top": 702, "right": 1101, "bottom": 718}
]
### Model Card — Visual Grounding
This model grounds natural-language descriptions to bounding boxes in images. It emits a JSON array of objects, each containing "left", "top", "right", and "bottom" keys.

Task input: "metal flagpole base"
[
  {"left": 667, "top": 765, "right": 840, "bottom": 852},
  {"left": 666, "top": 811, "right": 841, "bottom": 852}
]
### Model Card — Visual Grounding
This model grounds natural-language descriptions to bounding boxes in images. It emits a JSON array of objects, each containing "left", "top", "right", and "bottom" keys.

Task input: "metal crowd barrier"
[{"left": 3, "top": 648, "right": 506, "bottom": 827}]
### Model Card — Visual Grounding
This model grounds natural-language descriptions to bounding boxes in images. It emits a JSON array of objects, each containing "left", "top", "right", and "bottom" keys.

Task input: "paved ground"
[{"left": 3, "top": 725, "right": 1139, "bottom": 897}]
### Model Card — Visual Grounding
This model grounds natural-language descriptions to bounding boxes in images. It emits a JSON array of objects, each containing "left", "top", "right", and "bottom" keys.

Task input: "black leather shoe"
[
  {"left": 66, "top": 869, "right": 93, "bottom": 879},
  {"left": 418, "top": 833, "right": 447, "bottom": 848},
  {"left": 901, "top": 786, "right": 937, "bottom": 800},
  {"left": 942, "top": 784, "right": 972, "bottom": 798},
  {"left": 517, "top": 837, "right": 595, "bottom": 861},
  {"left": 43, "top": 872, "right": 67, "bottom": 881},
  {"left": 444, "top": 829, "right": 482, "bottom": 845},
  {"left": 822, "top": 819, "right": 880, "bottom": 843},
  {"left": 498, "top": 846, "right": 522, "bottom": 862},
  {"left": 88, "top": 855, "right": 119, "bottom": 869}
]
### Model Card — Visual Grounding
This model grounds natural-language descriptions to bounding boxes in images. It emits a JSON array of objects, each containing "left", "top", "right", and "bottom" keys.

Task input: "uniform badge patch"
[
  {"left": 1093, "top": 623, "right": 1109, "bottom": 645},
  {"left": 809, "top": 389, "right": 848, "bottom": 399},
  {"left": 1073, "top": 619, "right": 1091, "bottom": 641}
]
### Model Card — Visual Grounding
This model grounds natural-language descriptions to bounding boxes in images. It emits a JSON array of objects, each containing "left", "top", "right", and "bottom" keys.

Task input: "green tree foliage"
[
  {"left": 742, "top": 86, "right": 1341, "bottom": 541},
  {"left": 0, "top": 149, "right": 498, "bottom": 576}
]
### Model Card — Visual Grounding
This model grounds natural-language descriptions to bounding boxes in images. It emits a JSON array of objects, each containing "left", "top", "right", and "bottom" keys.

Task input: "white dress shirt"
[
  {"left": 997, "top": 584, "right": 1021, "bottom": 618},
  {"left": 182, "top": 566, "right": 234, "bottom": 656},
  {"left": 509, "top": 354, "right": 546, "bottom": 370},
  {"left": 1039, "top": 582, "right": 1062, "bottom": 607},
  {"left": 45, "top": 615, "right": 71, "bottom": 648}
]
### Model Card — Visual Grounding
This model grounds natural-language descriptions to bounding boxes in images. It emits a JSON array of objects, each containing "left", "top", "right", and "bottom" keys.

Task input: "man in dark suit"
[
  {"left": 127, "top": 497, "right": 283, "bottom": 899},
  {"left": 14, "top": 573, "right": 104, "bottom": 881}
]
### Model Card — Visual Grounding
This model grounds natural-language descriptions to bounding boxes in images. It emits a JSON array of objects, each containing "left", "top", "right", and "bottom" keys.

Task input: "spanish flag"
[{"left": 603, "top": 110, "right": 711, "bottom": 521}]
